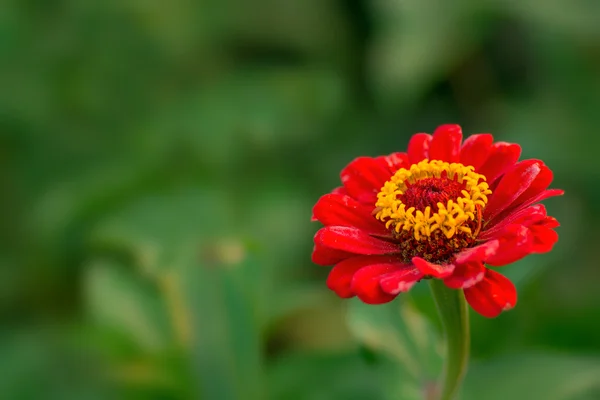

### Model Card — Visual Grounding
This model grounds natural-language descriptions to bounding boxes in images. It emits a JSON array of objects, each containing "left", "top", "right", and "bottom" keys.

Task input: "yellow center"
[{"left": 375, "top": 160, "right": 492, "bottom": 241}]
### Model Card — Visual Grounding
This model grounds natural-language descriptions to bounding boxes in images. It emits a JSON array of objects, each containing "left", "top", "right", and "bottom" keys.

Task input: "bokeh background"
[{"left": 2, "top": 0, "right": 600, "bottom": 399}]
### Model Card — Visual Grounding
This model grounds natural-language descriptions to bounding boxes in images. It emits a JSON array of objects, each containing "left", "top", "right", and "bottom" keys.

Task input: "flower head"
[{"left": 311, "top": 125, "right": 563, "bottom": 317}]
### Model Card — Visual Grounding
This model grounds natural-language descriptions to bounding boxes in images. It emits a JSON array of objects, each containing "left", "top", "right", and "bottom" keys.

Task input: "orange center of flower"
[{"left": 375, "top": 160, "right": 492, "bottom": 263}]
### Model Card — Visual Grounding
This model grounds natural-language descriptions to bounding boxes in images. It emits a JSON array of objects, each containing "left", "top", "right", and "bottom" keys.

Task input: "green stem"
[{"left": 428, "top": 279, "right": 470, "bottom": 400}]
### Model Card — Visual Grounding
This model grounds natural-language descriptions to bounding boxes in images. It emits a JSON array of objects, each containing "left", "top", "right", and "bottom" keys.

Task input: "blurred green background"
[{"left": 1, "top": 0, "right": 600, "bottom": 399}]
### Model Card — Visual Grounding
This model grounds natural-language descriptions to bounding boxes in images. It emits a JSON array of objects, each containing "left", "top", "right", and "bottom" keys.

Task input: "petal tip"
[{"left": 412, "top": 257, "right": 455, "bottom": 278}]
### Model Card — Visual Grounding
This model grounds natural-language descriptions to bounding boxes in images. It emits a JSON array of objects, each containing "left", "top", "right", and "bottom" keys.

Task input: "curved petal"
[
  {"left": 511, "top": 162, "right": 554, "bottom": 206},
  {"left": 340, "top": 157, "right": 394, "bottom": 203},
  {"left": 326, "top": 255, "right": 399, "bottom": 298},
  {"left": 497, "top": 189, "right": 564, "bottom": 222},
  {"left": 351, "top": 264, "right": 399, "bottom": 304},
  {"left": 480, "top": 203, "right": 547, "bottom": 240},
  {"left": 407, "top": 133, "right": 432, "bottom": 164},
  {"left": 312, "top": 194, "right": 389, "bottom": 236},
  {"left": 314, "top": 226, "right": 400, "bottom": 256},
  {"left": 492, "top": 165, "right": 562, "bottom": 222},
  {"left": 377, "top": 152, "right": 409, "bottom": 172},
  {"left": 311, "top": 243, "right": 355, "bottom": 266},
  {"left": 478, "top": 142, "right": 521, "bottom": 184},
  {"left": 511, "top": 212, "right": 560, "bottom": 253},
  {"left": 484, "top": 160, "right": 544, "bottom": 221},
  {"left": 330, "top": 186, "right": 347, "bottom": 196},
  {"left": 379, "top": 266, "right": 423, "bottom": 295},
  {"left": 464, "top": 269, "right": 517, "bottom": 318},
  {"left": 311, "top": 186, "right": 347, "bottom": 221},
  {"left": 429, "top": 124, "right": 463, "bottom": 162},
  {"left": 443, "top": 261, "right": 485, "bottom": 289},
  {"left": 454, "top": 240, "right": 499, "bottom": 265},
  {"left": 412, "top": 257, "right": 455, "bottom": 278},
  {"left": 541, "top": 216, "right": 560, "bottom": 229},
  {"left": 529, "top": 221, "right": 559, "bottom": 253},
  {"left": 484, "top": 205, "right": 559, "bottom": 265},
  {"left": 485, "top": 224, "right": 534, "bottom": 266},
  {"left": 510, "top": 205, "right": 551, "bottom": 227},
  {"left": 460, "top": 134, "right": 493, "bottom": 170}
]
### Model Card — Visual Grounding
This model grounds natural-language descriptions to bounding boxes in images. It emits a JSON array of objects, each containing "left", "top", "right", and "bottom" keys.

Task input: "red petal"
[
  {"left": 454, "top": 240, "right": 499, "bottom": 264},
  {"left": 407, "top": 133, "right": 432, "bottom": 164},
  {"left": 484, "top": 160, "right": 543, "bottom": 221},
  {"left": 483, "top": 206, "right": 559, "bottom": 260},
  {"left": 495, "top": 163, "right": 560, "bottom": 218},
  {"left": 480, "top": 204, "right": 547, "bottom": 240},
  {"left": 491, "top": 189, "right": 564, "bottom": 228},
  {"left": 312, "top": 194, "right": 389, "bottom": 236},
  {"left": 340, "top": 157, "right": 393, "bottom": 204},
  {"left": 379, "top": 267, "right": 423, "bottom": 295},
  {"left": 529, "top": 224, "right": 559, "bottom": 253},
  {"left": 311, "top": 243, "right": 355, "bottom": 266},
  {"left": 326, "top": 255, "right": 399, "bottom": 298},
  {"left": 377, "top": 152, "right": 409, "bottom": 172},
  {"left": 512, "top": 163, "right": 553, "bottom": 205},
  {"left": 429, "top": 124, "right": 463, "bottom": 162},
  {"left": 412, "top": 257, "right": 455, "bottom": 278},
  {"left": 478, "top": 142, "right": 521, "bottom": 183},
  {"left": 311, "top": 187, "right": 347, "bottom": 221},
  {"left": 330, "top": 186, "right": 347, "bottom": 196},
  {"left": 314, "top": 226, "right": 399, "bottom": 256},
  {"left": 485, "top": 225, "right": 534, "bottom": 266},
  {"left": 351, "top": 264, "right": 399, "bottom": 304},
  {"left": 444, "top": 261, "right": 485, "bottom": 289},
  {"left": 540, "top": 216, "right": 560, "bottom": 229},
  {"left": 514, "top": 188, "right": 564, "bottom": 212},
  {"left": 460, "top": 134, "right": 493, "bottom": 170},
  {"left": 512, "top": 207, "right": 549, "bottom": 226},
  {"left": 464, "top": 269, "right": 517, "bottom": 318}
]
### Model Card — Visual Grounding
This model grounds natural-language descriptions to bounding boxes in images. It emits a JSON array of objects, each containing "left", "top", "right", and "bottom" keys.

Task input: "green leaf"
[
  {"left": 180, "top": 244, "right": 265, "bottom": 400},
  {"left": 497, "top": 0, "right": 600, "bottom": 40},
  {"left": 462, "top": 353, "right": 600, "bottom": 400},
  {"left": 0, "top": 329, "right": 113, "bottom": 400},
  {"left": 210, "top": 0, "right": 351, "bottom": 57},
  {"left": 346, "top": 298, "right": 443, "bottom": 400},
  {"left": 267, "top": 352, "right": 388, "bottom": 400},
  {"left": 138, "top": 68, "right": 346, "bottom": 169},
  {"left": 89, "top": 189, "right": 234, "bottom": 276},
  {"left": 84, "top": 259, "right": 172, "bottom": 352},
  {"left": 368, "top": 0, "right": 485, "bottom": 106},
  {"left": 88, "top": 187, "right": 267, "bottom": 398}
]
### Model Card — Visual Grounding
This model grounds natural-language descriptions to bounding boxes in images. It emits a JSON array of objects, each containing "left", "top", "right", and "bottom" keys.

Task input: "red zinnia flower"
[{"left": 311, "top": 125, "right": 562, "bottom": 318}]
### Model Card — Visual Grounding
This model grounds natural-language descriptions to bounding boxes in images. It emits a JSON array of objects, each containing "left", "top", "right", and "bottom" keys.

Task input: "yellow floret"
[{"left": 375, "top": 159, "right": 491, "bottom": 240}]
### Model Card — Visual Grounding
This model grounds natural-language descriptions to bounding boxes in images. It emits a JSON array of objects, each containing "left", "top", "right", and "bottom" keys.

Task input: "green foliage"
[
  {"left": 1, "top": 0, "right": 600, "bottom": 398},
  {"left": 347, "top": 299, "right": 443, "bottom": 400},
  {"left": 462, "top": 354, "right": 600, "bottom": 400}
]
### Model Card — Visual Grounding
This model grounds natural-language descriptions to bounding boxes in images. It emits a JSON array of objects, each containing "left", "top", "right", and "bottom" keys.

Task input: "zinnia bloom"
[{"left": 311, "top": 125, "right": 562, "bottom": 317}]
